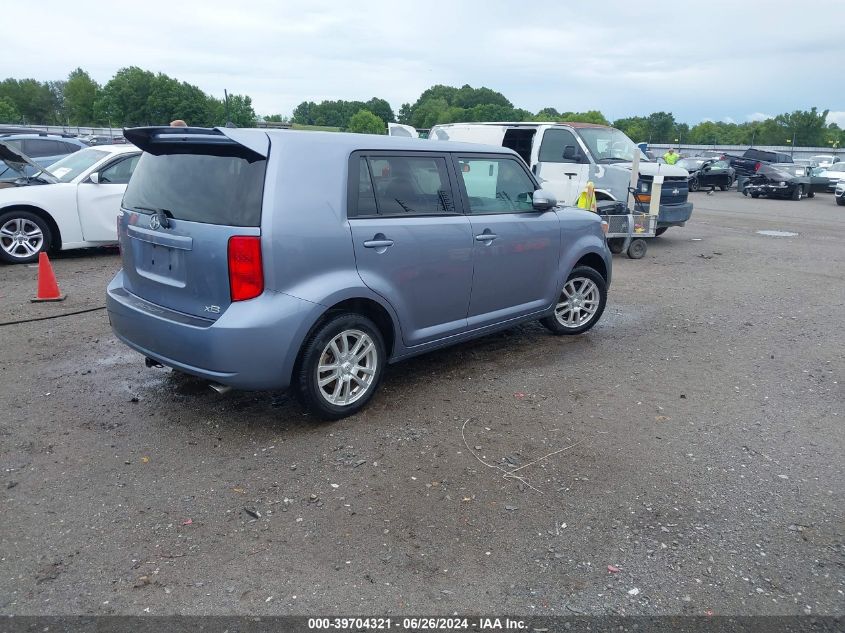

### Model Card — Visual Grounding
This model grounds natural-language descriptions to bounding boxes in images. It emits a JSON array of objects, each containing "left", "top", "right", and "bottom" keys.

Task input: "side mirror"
[
  {"left": 532, "top": 189, "right": 557, "bottom": 211},
  {"left": 89, "top": 172, "right": 100, "bottom": 184},
  {"left": 562, "top": 145, "right": 577, "bottom": 161}
]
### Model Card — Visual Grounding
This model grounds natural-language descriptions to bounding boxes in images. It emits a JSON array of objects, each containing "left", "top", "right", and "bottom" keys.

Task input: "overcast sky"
[{"left": 4, "top": 0, "right": 843, "bottom": 126}]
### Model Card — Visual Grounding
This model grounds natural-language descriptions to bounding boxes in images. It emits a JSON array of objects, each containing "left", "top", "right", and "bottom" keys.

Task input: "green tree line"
[
  {"left": 2, "top": 71, "right": 842, "bottom": 147},
  {"left": 0, "top": 67, "right": 256, "bottom": 127}
]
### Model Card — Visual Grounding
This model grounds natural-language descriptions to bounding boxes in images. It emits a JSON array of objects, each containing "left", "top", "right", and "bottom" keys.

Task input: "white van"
[{"left": 398, "top": 122, "right": 693, "bottom": 233}]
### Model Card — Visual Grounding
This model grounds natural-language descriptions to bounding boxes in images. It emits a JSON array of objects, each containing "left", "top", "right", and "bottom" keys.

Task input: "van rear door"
[{"left": 118, "top": 127, "right": 268, "bottom": 321}]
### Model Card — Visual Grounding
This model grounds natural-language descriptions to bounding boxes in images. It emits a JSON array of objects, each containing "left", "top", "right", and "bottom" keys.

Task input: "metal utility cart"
[{"left": 598, "top": 189, "right": 657, "bottom": 259}]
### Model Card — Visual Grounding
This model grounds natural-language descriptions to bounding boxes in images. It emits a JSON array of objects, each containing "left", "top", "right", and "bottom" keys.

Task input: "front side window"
[
  {"left": 360, "top": 155, "right": 453, "bottom": 216},
  {"left": 99, "top": 154, "right": 140, "bottom": 184},
  {"left": 538, "top": 128, "right": 587, "bottom": 163},
  {"left": 711, "top": 160, "right": 729, "bottom": 169},
  {"left": 457, "top": 157, "right": 535, "bottom": 214}
]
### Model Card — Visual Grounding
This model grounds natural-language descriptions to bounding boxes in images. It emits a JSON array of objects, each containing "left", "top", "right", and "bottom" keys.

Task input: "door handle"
[
  {"left": 363, "top": 233, "right": 394, "bottom": 251},
  {"left": 564, "top": 172, "right": 578, "bottom": 179},
  {"left": 475, "top": 233, "right": 498, "bottom": 242}
]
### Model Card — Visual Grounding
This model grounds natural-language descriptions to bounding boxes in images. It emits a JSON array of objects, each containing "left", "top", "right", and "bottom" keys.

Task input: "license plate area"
[{"left": 135, "top": 242, "right": 186, "bottom": 288}]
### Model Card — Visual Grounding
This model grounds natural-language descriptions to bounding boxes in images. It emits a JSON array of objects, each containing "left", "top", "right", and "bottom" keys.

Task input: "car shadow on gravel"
[{"left": 128, "top": 321, "right": 600, "bottom": 436}]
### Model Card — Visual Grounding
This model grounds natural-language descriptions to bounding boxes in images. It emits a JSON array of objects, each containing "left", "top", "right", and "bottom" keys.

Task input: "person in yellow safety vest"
[
  {"left": 663, "top": 148, "right": 680, "bottom": 165},
  {"left": 576, "top": 181, "right": 597, "bottom": 212}
]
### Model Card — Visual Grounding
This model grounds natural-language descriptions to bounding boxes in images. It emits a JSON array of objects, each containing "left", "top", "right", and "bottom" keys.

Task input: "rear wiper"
[
  {"left": 134, "top": 206, "right": 174, "bottom": 228},
  {"left": 134, "top": 206, "right": 174, "bottom": 217}
]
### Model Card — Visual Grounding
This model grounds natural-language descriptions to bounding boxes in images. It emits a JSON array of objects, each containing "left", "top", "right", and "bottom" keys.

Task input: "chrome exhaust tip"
[{"left": 209, "top": 382, "right": 231, "bottom": 394}]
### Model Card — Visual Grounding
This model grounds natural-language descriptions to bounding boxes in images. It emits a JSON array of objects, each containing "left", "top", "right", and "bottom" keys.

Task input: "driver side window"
[
  {"left": 538, "top": 129, "right": 587, "bottom": 164},
  {"left": 98, "top": 154, "right": 140, "bottom": 185}
]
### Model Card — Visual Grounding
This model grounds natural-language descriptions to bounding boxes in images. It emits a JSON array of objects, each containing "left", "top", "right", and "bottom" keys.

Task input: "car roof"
[
  {"left": 0, "top": 133, "right": 85, "bottom": 142},
  {"left": 83, "top": 143, "right": 138, "bottom": 155},
  {"left": 259, "top": 128, "right": 525, "bottom": 155},
  {"left": 431, "top": 121, "right": 613, "bottom": 130}
]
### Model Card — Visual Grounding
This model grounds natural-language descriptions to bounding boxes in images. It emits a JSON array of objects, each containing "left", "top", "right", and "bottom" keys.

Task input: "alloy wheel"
[
  {"left": 0, "top": 217, "right": 44, "bottom": 260},
  {"left": 316, "top": 329, "right": 378, "bottom": 406},
  {"left": 554, "top": 277, "right": 600, "bottom": 328}
]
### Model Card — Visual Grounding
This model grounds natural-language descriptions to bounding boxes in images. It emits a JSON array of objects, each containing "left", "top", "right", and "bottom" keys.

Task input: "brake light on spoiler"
[{"left": 228, "top": 236, "right": 263, "bottom": 302}]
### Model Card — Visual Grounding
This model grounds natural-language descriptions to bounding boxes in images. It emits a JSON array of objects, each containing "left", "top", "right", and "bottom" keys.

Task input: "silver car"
[{"left": 107, "top": 127, "right": 612, "bottom": 419}]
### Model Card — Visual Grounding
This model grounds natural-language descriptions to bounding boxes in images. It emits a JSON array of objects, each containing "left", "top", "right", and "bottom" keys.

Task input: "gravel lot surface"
[{"left": 1, "top": 191, "right": 842, "bottom": 616}]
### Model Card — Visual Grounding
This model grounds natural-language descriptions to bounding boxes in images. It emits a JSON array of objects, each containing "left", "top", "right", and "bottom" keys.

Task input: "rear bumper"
[
  {"left": 106, "top": 271, "right": 318, "bottom": 390},
  {"left": 657, "top": 202, "right": 693, "bottom": 228}
]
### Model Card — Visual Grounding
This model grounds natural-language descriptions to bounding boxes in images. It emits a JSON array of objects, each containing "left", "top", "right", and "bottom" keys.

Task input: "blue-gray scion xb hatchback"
[{"left": 107, "top": 127, "right": 612, "bottom": 419}]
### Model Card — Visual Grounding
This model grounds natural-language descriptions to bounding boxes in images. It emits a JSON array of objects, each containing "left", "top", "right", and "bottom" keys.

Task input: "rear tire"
[
  {"left": 296, "top": 312, "right": 385, "bottom": 420},
  {"left": 807, "top": 190, "right": 815, "bottom": 198},
  {"left": 540, "top": 266, "right": 607, "bottom": 336},
  {"left": 0, "top": 209, "right": 52, "bottom": 264}
]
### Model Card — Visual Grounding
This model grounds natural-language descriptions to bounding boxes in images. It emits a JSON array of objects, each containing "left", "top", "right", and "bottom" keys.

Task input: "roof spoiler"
[{"left": 123, "top": 126, "right": 268, "bottom": 160}]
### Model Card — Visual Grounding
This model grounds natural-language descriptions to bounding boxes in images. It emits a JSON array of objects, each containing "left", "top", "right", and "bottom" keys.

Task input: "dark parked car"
[
  {"left": 725, "top": 148, "right": 794, "bottom": 177},
  {"left": 742, "top": 164, "right": 813, "bottom": 200},
  {"left": 677, "top": 158, "right": 735, "bottom": 191},
  {"left": 0, "top": 134, "right": 87, "bottom": 182}
]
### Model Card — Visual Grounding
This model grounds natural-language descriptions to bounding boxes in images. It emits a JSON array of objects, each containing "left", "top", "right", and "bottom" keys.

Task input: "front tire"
[
  {"left": 0, "top": 210, "right": 52, "bottom": 264},
  {"left": 296, "top": 312, "right": 385, "bottom": 420},
  {"left": 837, "top": 197, "right": 845, "bottom": 206},
  {"left": 792, "top": 185, "right": 803, "bottom": 201},
  {"left": 540, "top": 266, "right": 607, "bottom": 336},
  {"left": 689, "top": 177, "right": 699, "bottom": 192}
]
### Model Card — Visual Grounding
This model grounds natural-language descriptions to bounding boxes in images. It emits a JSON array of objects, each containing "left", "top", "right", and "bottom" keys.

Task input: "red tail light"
[
  {"left": 754, "top": 162, "right": 762, "bottom": 172},
  {"left": 228, "top": 236, "right": 263, "bottom": 302}
]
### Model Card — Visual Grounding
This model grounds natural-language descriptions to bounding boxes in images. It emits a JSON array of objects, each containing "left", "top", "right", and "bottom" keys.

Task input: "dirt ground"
[{"left": 0, "top": 190, "right": 842, "bottom": 617}]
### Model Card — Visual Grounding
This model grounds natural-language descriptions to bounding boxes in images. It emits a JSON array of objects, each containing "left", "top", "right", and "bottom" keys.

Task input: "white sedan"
[{"left": 0, "top": 143, "right": 140, "bottom": 264}]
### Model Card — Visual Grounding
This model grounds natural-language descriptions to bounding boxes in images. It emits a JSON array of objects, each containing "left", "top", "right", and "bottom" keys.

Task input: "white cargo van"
[{"left": 405, "top": 122, "right": 693, "bottom": 233}]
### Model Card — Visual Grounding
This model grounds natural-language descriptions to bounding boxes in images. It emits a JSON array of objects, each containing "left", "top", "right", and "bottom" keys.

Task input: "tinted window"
[
  {"left": 23, "top": 139, "right": 64, "bottom": 158},
  {"left": 99, "top": 154, "right": 140, "bottom": 185},
  {"left": 458, "top": 157, "right": 536, "bottom": 214},
  {"left": 123, "top": 151, "right": 267, "bottom": 227},
  {"left": 61, "top": 141, "right": 82, "bottom": 154},
  {"left": 365, "top": 155, "right": 453, "bottom": 216},
  {"left": 538, "top": 129, "right": 586, "bottom": 163},
  {"left": 356, "top": 159, "right": 378, "bottom": 215},
  {"left": 711, "top": 160, "right": 729, "bottom": 169}
]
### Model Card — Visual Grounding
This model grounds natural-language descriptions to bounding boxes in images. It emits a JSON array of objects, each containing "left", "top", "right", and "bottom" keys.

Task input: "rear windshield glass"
[{"left": 123, "top": 151, "right": 266, "bottom": 226}]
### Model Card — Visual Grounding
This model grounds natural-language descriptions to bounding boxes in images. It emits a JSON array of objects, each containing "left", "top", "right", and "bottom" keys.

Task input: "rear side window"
[
  {"left": 457, "top": 157, "right": 536, "bottom": 214},
  {"left": 23, "top": 139, "right": 64, "bottom": 158},
  {"left": 123, "top": 151, "right": 267, "bottom": 226},
  {"left": 355, "top": 155, "right": 454, "bottom": 216}
]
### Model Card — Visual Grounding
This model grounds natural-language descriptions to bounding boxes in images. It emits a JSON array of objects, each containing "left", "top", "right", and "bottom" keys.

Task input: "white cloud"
[
  {"left": 1, "top": 0, "right": 842, "bottom": 123},
  {"left": 826, "top": 112, "right": 845, "bottom": 127},
  {"left": 721, "top": 117, "right": 736, "bottom": 124}
]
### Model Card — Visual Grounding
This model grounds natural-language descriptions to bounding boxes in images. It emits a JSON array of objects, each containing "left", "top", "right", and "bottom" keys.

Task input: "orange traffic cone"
[{"left": 31, "top": 252, "right": 66, "bottom": 302}]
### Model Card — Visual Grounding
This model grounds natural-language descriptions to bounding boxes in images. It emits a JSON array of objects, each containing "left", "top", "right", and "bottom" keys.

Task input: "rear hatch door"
[{"left": 119, "top": 127, "right": 268, "bottom": 320}]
